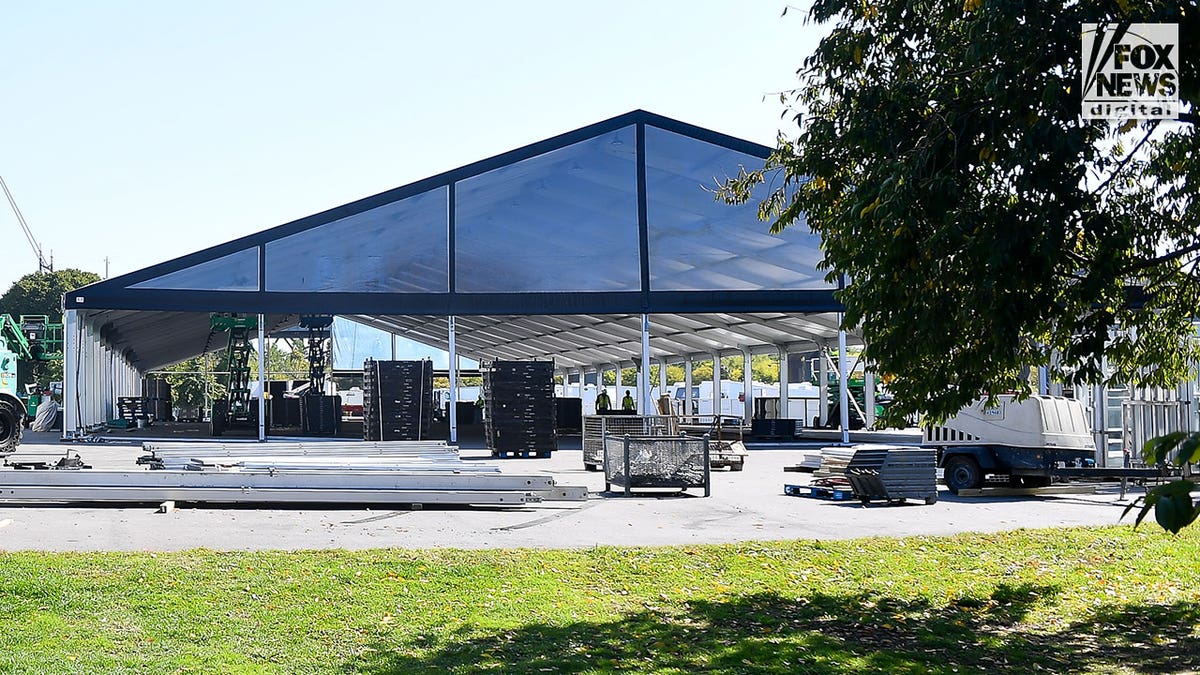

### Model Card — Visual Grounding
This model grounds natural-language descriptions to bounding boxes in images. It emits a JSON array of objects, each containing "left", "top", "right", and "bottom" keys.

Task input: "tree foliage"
[
  {"left": 249, "top": 343, "right": 308, "bottom": 380},
  {"left": 0, "top": 269, "right": 100, "bottom": 318},
  {"left": 160, "top": 355, "right": 226, "bottom": 414},
  {"left": 726, "top": 0, "right": 1197, "bottom": 425},
  {"left": 0, "top": 269, "right": 101, "bottom": 389}
]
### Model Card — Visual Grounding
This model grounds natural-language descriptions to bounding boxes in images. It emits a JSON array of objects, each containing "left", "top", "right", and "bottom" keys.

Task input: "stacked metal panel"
[
  {"left": 483, "top": 360, "right": 557, "bottom": 456},
  {"left": 845, "top": 445, "right": 938, "bottom": 505},
  {"left": 363, "top": 359, "right": 434, "bottom": 441},
  {"left": 815, "top": 447, "right": 856, "bottom": 477}
]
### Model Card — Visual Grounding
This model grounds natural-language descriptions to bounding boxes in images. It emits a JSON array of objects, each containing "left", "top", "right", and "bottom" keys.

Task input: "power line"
[{"left": 0, "top": 175, "right": 52, "bottom": 274}]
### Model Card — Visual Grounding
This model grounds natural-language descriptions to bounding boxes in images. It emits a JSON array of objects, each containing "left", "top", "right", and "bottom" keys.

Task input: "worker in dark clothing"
[
  {"left": 621, "top": 390, "right": 635, "bottom": 412},
  {"left": 595, "top": 388, "right": 612, "bottom": 413}
]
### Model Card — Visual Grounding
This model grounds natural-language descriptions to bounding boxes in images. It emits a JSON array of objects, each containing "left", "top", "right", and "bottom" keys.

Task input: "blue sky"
[{"left": 2, "top": 2, "right": 825, "bottom": 364}]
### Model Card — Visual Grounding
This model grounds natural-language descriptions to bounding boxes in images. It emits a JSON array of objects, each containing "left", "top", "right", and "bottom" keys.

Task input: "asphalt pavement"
[{"left": 0, "top": 431, "right": 1145, "bottom": 552}]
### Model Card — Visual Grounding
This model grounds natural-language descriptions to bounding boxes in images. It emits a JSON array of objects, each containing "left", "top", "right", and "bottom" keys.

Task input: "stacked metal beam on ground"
[
  {"left": 814, "top": 447, "right": 856, "bottom": 477},
  {"left": 0, "top": 441, "right": 587, "bottom": 506},
  {"left": 794, "top": 453, "right": 825, "bottom": 472}
]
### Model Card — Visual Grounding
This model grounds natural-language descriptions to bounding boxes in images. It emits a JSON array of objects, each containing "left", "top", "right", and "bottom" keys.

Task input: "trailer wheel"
[
  {"left": 944, "top": 456, "right": 983, "bottom": 494},
  {"left": 0, "top": 397, "right": 23, "bottom": 455}
]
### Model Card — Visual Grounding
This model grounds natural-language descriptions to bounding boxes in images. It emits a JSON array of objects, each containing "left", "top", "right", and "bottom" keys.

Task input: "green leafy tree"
[
  {"left": 0, "top": 269, "right": 100, "bottom": 318},
  {"left": 160, "top": 355, "right": 225, "bottom": 418},
  {"left": 0, "top": 269, "right": 101, "bottom": 389},
  {"left": 647, "top": 364, "right": 685, "bottom": 387},
  {"left": 724, "top": 1, "right": 1196, "bottom": 529},
  {"left": 727, "top": 1, "right": 1196, "bottom": 423},
  {"left": 249, "top": 343, "right": 308, "bottom": 380},
  {"left": 751, "top": 354, "right": 780, "bottom": 385},
  {"left": 666, "top": 364, "right": 685, "bottom": 384}
]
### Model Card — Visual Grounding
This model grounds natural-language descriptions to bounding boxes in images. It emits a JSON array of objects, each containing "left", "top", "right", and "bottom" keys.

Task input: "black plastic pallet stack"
[
  {"left": 117, "top": 397, "right": 151, "bottom": 423},
  {"left": 750, "top": 418, "right": 801, "bottom": 440},
  {"left": 301, "top": 394, "right": 342, "bottom": 436},
  {"left": 363, "top": 359, "right": 434, "bottom": 441},
  {"left": 483, "top": 360, "right": 557, "bottom": 457}
]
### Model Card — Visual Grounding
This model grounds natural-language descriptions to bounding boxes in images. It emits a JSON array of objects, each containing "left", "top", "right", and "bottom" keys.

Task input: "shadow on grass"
[{"left": 349, "top": 582, "right": 1200, "bottom": 674}]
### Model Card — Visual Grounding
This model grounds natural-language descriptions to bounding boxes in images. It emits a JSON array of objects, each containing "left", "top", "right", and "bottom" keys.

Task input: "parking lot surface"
[{"left": 0, "top": 432, "right": 1142, "bottom": 552}]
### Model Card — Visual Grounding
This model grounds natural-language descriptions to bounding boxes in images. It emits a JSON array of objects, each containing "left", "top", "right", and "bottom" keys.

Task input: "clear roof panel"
[
  {"left": 454, "top": 126, "right": 641, "bottom": 293},
  {"left": 644, "top": 126, "right": 829, "bottom": 291},
  {"left": 265, "top": 186, "right": 449, "bottom": 293},
  {"left": 130, "top": 248, "right": 260, "bottom": 291}
]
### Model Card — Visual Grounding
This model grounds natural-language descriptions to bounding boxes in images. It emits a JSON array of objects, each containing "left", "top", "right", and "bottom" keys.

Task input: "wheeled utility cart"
[{"left": 603, "top": 434, "right": 710, "bottom": 497}]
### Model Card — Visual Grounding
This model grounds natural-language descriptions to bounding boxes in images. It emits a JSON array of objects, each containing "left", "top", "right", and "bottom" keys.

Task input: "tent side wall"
[{"left": 64, "top": 309, "right": 142, "bottom": 435}]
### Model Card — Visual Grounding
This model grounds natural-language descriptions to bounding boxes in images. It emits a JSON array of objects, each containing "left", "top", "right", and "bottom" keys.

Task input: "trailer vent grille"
[{"left": 923, "top": 426, "right": 980, "bottom": 444}]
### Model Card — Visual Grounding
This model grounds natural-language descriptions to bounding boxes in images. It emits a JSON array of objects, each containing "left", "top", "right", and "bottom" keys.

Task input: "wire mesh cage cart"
[
  {"left": 582, "top": 415, "right": 676, "bottom": 470},
  {"left": 603, "top": 434, "right": 711, "bottom": 496}
]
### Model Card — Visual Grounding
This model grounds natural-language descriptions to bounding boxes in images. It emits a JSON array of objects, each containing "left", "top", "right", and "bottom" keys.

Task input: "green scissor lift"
[{"left": 210, "top": 313, "right": 258, "bottom": 436}]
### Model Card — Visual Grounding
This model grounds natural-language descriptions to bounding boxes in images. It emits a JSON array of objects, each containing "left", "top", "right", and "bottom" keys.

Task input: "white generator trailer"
[{"left": 924, "top": 395, "right": 1164, "bottom": 493}]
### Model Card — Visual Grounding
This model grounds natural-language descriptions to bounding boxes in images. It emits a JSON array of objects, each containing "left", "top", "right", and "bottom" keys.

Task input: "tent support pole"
[
  {"left": 777, "top": 345, "right": 789, "bottom": 421},
  {"left": 838, "top": 326, "right": 850, "bottom": 445},
  {"left": 639, "top": 314, "right": 651, "bottom": 415},
  {"left": 711, "top": 352, "right": 721, "bottom": 419},
  {"left": 742, "top": 347, "right": 753, "bottom": 424},
  {"left": 63, "top": 309, "right": 79, "bottom": 438},
  {"left": 448, "top": 315, "right": 458, "bottom": 444},
  {"left": 257, "top": 314, "right": 266, "bottom": 442},
  {"left": 684, "top": 356, "right": 693, "bottom": 416}
]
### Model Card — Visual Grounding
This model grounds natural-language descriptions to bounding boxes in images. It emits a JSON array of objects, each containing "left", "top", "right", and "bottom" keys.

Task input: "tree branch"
[
  {"left": 1088, "top": 121, "right": 1160, "bottom": 198},
  {"left": 1122, "top": 242, "right": 1200, "bottom": 276}
]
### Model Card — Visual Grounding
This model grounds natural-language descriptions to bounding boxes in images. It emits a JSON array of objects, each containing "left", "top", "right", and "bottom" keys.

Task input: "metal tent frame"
[{"left": 61, "top": 110, "right": 860, "bottom": 442}]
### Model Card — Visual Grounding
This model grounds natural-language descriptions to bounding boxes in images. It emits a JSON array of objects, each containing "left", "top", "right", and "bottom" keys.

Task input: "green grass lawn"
[{"left": 1, "top": 525, "right": 1197, "bottom": 674}]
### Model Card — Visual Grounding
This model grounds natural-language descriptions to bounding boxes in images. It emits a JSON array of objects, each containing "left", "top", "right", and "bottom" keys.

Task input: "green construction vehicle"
[{"left": 0, "top": 314, "right": 63, "bottom": 453}]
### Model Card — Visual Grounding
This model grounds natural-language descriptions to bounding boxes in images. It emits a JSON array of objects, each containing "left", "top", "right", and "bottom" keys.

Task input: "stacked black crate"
[
  {"left": 363, "top": 359, "right": 434, "bottom": 441},
  {"left": 483, "top": 360, "right": 557, "bottom": 456},
  {"left": 117, "top": 397, "right": 151, "bottom": 424},
  {"left": 301, "top": 394, "right": 341, "bottom": 436}
]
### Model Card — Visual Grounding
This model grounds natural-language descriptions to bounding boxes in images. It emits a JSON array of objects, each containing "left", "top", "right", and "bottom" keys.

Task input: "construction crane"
[{"left": 1, "top": 175, "right": 53, "bottom": 275}]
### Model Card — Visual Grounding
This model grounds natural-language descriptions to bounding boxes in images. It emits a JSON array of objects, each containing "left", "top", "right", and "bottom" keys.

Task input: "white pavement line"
[{"left": 0, "top": 518, "right": 12, "bottom": 529}]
